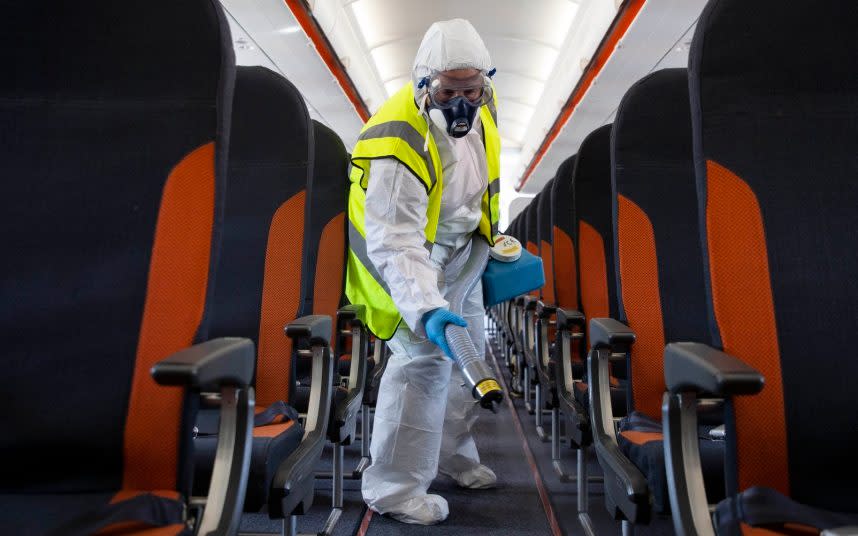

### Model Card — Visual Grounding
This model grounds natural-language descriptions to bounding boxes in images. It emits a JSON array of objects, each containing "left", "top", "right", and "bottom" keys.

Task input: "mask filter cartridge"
[{"left": 428, "top": 96, "right": 480, "bottom": 138}]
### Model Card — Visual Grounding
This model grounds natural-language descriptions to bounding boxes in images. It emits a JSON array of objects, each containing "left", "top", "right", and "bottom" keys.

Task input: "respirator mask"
[{"left": 421, "top": 69, "right": 494, "bottom": 138}]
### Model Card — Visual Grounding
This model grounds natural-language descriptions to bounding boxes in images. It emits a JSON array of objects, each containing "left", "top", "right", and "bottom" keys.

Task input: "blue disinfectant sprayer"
[{"left": 444, "top": 234, "right": 544, "bottom": 411}]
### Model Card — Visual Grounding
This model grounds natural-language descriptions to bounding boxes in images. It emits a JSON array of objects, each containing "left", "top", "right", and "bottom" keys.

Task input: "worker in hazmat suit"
[{"left": 344, "top": 19, "right": 502, "bottom": 525}]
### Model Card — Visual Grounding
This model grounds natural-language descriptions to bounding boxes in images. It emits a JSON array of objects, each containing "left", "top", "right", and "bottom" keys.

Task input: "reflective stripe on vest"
[{"left": 346, "top": 82, "right": 501, "bottom": 339}]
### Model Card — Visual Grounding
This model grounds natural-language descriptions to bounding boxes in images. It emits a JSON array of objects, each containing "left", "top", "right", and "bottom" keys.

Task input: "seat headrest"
[
  {"left": 527, "top": 194, "right": 539, "bottom": 242},
  {"left": 692, "top": 0, "right": 858, "bottom": 91},
  {"left": 614, "top": 69, "right": 691, "bottom": 163},
  {"left": 3, "top": 0, "right": 234, "bottom": 99},
  {"left": 231, "top": 66, "right": 311, "bottom": 167},
  {"left": 573, "top": 124, "right": 613, "bottom": 193},
  {"left": 538, "top": 179, "right": 553, "bottom": 231}
]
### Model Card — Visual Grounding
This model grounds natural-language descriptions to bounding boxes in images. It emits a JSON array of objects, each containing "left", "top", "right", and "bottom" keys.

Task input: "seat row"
[
  {"left": 1, "top": 2, "right": 381, "bottom": 535},
  {"left": 488, "top": 0, "right": 858, "bottom": 534}
]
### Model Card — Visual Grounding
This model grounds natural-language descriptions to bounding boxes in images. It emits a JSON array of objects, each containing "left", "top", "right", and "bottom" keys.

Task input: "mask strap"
[{"left": 417, "top": 95, "right": 430, "bottom": 152}]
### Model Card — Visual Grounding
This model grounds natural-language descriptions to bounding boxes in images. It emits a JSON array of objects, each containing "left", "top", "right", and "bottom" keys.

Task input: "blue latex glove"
[{"left": 422, "top": 308, "right": 468, "bottom": 359}]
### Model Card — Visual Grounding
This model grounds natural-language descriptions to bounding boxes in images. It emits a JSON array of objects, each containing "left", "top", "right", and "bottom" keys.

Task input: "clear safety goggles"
[{"left": 424, "top": 70, "right": 494, "bottom": 109}]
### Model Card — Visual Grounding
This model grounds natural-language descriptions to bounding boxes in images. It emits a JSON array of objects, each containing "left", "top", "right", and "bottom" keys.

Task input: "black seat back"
[
  {"left": 611, "top": 68, "right": 706, "bottom": 419},
  {"left": 538, "top": 179, "right": 555, "bottom": 303},
  {"left": 573, "top": 125, "right": 617, "bottom": 322},
  {"left": 1, "top": 0, "right": 234, "bottom": 494},
  {"left": 691, "top": 0, "right": 858, "bottom": 510},
  {"left": 208, "top": 66, "right": 313, "bottom": 410}
]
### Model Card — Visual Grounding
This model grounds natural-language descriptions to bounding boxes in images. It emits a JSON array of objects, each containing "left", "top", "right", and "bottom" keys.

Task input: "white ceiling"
[
  {"left": 220, "top": 0, "right": 365, "bottom": 149},
  {"left": 220, "top": 0, "right": 709, "bottom": 229},
  {"left": 513, "top": 0, "right": 707, "bottom": 207}
]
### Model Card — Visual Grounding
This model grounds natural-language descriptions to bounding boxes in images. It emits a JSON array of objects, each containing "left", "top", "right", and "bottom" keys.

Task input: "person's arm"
[{"left": 364, "top": 159, "right": 447, "bottom": 337}]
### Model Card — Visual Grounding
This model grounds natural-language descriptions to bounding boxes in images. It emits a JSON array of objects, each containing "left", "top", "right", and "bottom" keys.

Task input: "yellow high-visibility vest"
[{"left": 346, "top": 82, "right": 501, "bottom": 339}]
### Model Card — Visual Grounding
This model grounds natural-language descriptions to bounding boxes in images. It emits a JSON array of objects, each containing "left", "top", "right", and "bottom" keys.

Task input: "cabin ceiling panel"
[
  {"left": 221, "top": 0, "right": 365, "bottom": 148},
  {"left": 518, "top": 0, "right": 708, "bottom": 198}
]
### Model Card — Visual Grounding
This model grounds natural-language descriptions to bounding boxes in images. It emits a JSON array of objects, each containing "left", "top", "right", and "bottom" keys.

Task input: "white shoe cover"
[
  {"left": 441, "top": 464, "right": 497, "bottom": 489},
  {"left": 384, "top": 494, "right": 450, "bottom": 525}
]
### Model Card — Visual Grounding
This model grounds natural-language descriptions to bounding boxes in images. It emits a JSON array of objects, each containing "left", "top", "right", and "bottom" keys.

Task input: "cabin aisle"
[
  {"left": 488, "top": 334, "right": 675, "bottom": 536},
  {"left": 239, "top": 329, "right": 676, "bottom": 536},
  {"left": 239, "top": 340, "right": 555, "bottom": 535},
  {"left": 357, "top": 359, "right": 555, "bottom": 535}
]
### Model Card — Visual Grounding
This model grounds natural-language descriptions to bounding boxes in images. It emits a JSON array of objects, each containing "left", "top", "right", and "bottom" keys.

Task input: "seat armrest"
[
  {"left": 270, "top": 426, "right": 326, "bottom": 516},
  {"left": 588, "top": 335, "right": 650, "bottom": 523},
  {"left": 556, "top": 308, "right": 585, "bottom": 330},
  {"left": 823, "top": 528, "right": 858, "bottom": 536},
  {"left": 151, "top": 337, "right": 254, "bottom": 390},
  {"left": 332, "top": 305, "right": 369, "bottom": 439},
  {"left": 536, "top": 301, "right": 556, "bottom": 319},
  {"left": 521, "top": 296, "right": 539, "bottom": 361},
  {"left": 153, "top": 339, "right": 256, "bottom": 535},
  {"left": 664, "top": 342, "right": 764, "bottom": 396},
  {"left": 522, "top": 295, "right": 538, "bottom": 311},
  {"left": 534, "top": 302, "right": 555, "bottom": 373},
  {"left": 553, "top": 308, "right": 586, "bottom": 398},
  {"left": 589, "top": 317, "right": 636, "bottom": 350},
  {"left": 369, "top": 339, "right": 390, "bottom": 391},
  {"left": 664, "top": 390, "right": 716, "bottom": 536},
  {"left": 285, "top": 315, "right": 332, "bottom": 345},
  {"left": 336, "top": 303, "right": 365, "bottom": 329},
  {"left": 663, "top": 344, "right": 762, "bottom": 536},
  {"left": 270, "top": 317, "right": 335, "bottom": 518}
]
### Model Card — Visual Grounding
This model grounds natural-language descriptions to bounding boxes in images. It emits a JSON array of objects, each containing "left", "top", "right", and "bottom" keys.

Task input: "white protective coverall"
[{"left": 360, "top": 19, "right": 496, "bottom": 525}]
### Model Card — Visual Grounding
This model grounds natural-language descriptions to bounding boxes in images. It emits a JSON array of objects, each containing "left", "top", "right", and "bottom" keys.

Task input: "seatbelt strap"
[
  {"left": 715, "top": 486, "right": 858, "bottom": 535},
  {"left": 196, "top": 400, "right": 299, "bottom": 436},
  {"left": 253, "top": 400, "right": 300, "bottom": 427},
  {"left": 47, "top": 493, "right": 189, "bottom": 536}
]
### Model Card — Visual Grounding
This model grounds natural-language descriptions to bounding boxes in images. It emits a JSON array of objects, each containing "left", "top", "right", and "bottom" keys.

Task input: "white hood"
[{"left": 411, "top": 19, "right": 493, "bottom": 94}]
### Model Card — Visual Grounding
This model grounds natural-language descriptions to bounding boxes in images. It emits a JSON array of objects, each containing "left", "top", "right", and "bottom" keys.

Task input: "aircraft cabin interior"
[{"left": 3, "top": 0, "right": 857, "bottom": 535}]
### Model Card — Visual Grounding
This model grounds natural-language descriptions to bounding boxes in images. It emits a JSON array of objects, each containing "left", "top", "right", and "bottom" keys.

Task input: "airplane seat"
[
  {"left": 518, "top": 199, "right": 542, "bottom": 413},
  {"left": 519, "top": 156, "right": 592, "bottom": 479},
  {"left": 288, "top": 120, "right": 348, "bottom": 404},
  {"left": 547, "top": 126, "right": 628, "bottom": 510},
  {"left": 538, "top": 180, "right": 556, "bottom": 305},
  {"left": 506, "top": 207, "right": 535, "bottom": 400},
  {"left": 294, "top": 121, "right": 349, "bottom": 381},
  {"left": 525, "top": 194, "right": 541, "bottom": 297},
  {"left": 305, "top": 120, "right": 367, "bottom": 444},
  {"left": 596, "top": 68, "right": 725, "bottom": 522},
  {"left": 569, "top": 125, "right": 628, "bottom": 413},
  {"left": 305, "top": 121, "right": 348, "bottom": 324},
  {"left": 549, "top": 155, "right": 585, "bottom": 383},
  {"left": 294, "top": 118, "right": 370, "bottom": 530},
  {"left": 575, "top": 125, "right": 619, "bottom": 340},
  {"left": 524, "top": 199, "right": 541, "bottom": 304},
  {"left": 537, "top": 179, "right": 557, "bottom": 298},
  {"left": 195, "top": 65, "right": 334, "bottom": 518},
  {"left": 503, "top": 215, "right": 525, "bottom": 352},
  {"left": 550, "top": 155, "right": 579, "bottom": 323},
  {"left": 543, "top": 155, "right": 584, "bottom": 376},
  {"left": 664, "top": 0, "right": 858, "bottom": 533},
  {"left": 534, "top": 177, "right": 558, "bottom": 396},
  {"left": 0, "top": 1, "right": 255, "bottom": 534},
  {"left": 530, "top": 180, "right": 558, "bottom": 439}
]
